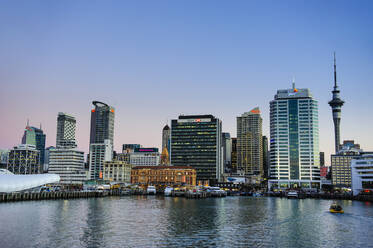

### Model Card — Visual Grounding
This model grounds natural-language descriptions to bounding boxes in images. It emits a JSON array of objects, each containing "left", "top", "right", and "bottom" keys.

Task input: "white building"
[
  {"left": 129, "top": 148, "right": 160, "bottom": 166},
  {"left": 0, "top": 169, "right": 60, "bottom": 193},
  {"left": 48, "top": 148, "right": 86, "bottom": 184},
  {"left": 269, "top": 83, "right": 320, "bottom": 189},
  {"left": 103, "top": 160, "right": 132, "bottom": 183},
  {"left": 89, "top": 139, "right": 113, "bottom": 179},
  {"left": 351, "top": 155, "right": 373, "bottom": 196}
]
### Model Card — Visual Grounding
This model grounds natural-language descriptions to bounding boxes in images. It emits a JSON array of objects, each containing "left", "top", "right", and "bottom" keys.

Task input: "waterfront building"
[
  {"left": 222, "top": 133, "right": 232, "bottom": 173},
  {"left": 48, "top": 113, "right": 86, "bottom": 184},
  {"left": 268, "top": 83, "right": 320, "bottom": 189},
  {"left": 129, "top": 147, "right": 160, "bottom": 166},
  {"left": 0, "top": 169, "right": 60, "bottom": 193},
  {"left": 170, "top": 115, "right": 223, "bottom": 184},
  {"left": 89, "top": 140, "right": 113, "bottom": 179},
  {"left": 237, "top": 107, "right": 263, "bottom": 180},
  {"left": 48, "top": 148, "right": 86, "bottom": 184},
  {"left": 131, "top": 166, "right": 196, "bottom": 186},
  {"left": 162, "top": 124, "right": 171, "bottom": 156},
  {"left": 21, "top": 125, "right": 46, "bottom": 169},
  {"left": 231, "top": 138, "right": 237, "bottom": 173},
  {"left": 56, "top": 112, "right": 77, "bottom": 148},
  {"left": 262, "top": 136, "right": 269, "bottom": 179},
  {"left": 331, "top": 140, "right": 363, "bottom": 188},
  {"left": 103, "top": 160, "right": 132, "bottom": 183},
  {"left": 0, "top": 149, "right": 9, "bottom": 169},
  {"left": 351, "top": 155, "right": 373, "bottom": 196},
  {"left": 7, "top": 144, "right": 40, "bottom": 174},
  {"left": 328, "top": 53, "right": 345, "bottom": 153},
  {"left": 89, "top": 101, "right": 115, "bottom": 180}
]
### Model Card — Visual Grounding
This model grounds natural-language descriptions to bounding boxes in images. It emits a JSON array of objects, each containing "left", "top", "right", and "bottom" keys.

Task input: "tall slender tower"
[{"left": 328, "top": 53, "right": 344, "bottom": 153}]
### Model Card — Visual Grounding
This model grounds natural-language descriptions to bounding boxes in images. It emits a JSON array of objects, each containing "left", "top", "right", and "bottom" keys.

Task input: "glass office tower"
[
  {"left": 170, "top": 115, "right": 222, "bottom": 184},
  {"left": 269, "top": 84, "right": 320, "bottom": 189}
]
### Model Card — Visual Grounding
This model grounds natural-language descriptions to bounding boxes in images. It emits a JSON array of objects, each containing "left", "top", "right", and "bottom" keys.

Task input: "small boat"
[
  {"left": 164, "top": 187, "right": 173, "bottom": 196},
  {"left": 147, "top": 186, "right": 156, "bottom": 195},
  {"left": 329, "top": 203, "right": 344, "bottom": 213},
  {"left": 287, "top": 191, "right": 298, "bottom": 199}
]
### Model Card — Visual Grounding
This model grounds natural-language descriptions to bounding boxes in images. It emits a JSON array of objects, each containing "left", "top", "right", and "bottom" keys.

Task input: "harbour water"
[{"left": 1, "top": 196, "right": 373, "bottom": 248}]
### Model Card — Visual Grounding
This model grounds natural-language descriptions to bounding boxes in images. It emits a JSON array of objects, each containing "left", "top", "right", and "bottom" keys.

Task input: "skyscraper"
[
  {"left": 269, "top": 84, "right": 320, "bottom": 189},
  {"left": 237, "top": 107, "right": 263, "bottom": 178},
  {"left": 262, "top": 136, "right": 269, "bottom": 179},
  {"left": 21, "top": 125, "right": 46, "bottom": 168},
  {"left": 162, "top": 124, "right": 171, "bottom": 156},
  {"left": 56, "top": 112, "right": 77, "bottom": 148},
  {"left": 89, "top": 101, "right": 115, "bottom": 180},
  {"left": 48, "top": 112, "right": 86, "bottom": 184},
  {"left": 222, "top": 132, "right": 232, "bottom": 172},
  {"left": 328, "top": 53, "right": 344, "bottom": 153},
  {"left": 170, "top": 115, "right": 222, "bottom": 184},
  {"left": 90, "top": 101, "right": 115, "bottom": 146}
]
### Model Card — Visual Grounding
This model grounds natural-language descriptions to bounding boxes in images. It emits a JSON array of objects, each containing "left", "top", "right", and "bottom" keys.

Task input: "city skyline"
[{"left": 1, "top": 1, "right": 373, "bottom": 165}]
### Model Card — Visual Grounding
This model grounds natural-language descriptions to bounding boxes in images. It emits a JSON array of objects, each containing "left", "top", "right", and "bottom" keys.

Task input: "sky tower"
[{"left": 328, "top": 53, "right": 344, "bottom": 153}]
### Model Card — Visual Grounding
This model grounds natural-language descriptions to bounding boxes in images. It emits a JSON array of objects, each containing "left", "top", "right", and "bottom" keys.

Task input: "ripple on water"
[{"left": 0, "top": 197, "right": 373, "bottom": 248}]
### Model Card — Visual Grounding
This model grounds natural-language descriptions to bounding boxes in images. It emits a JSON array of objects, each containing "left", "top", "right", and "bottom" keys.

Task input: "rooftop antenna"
[
  {"left": 40, "top": 123, "right": 42, "bottom": 130},
  {"left": 27, "top": 119, "right": 29, "bottom": 127}
]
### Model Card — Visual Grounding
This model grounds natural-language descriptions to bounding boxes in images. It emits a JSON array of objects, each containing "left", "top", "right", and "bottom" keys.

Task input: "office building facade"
[
  {"left": 89, "top": 101, "right": 115, "bottom": 180},
  {"left": 222, "top": 132, "right": 232, "bottom": 173},
  {"left": 231, "top": 138, "right": 237, "bottom": 173},
  {"left": 131, "top": 166, "right": 197, "bottom": 186},
  {"left": 269, "top": 84, "right": 320, "bottom": 189},
  {"left": 56, "top": 112, "right": 77, "bottom": 148},
  {"left": 103, "top": 160, "right": 132, "bottom": 183},
  {"left": 351, "top": 155, "right": 373, "bottom": 196},
  {"left": 331, "top": 140, "right": 362, "bottom": 188},
  {"left": 162, "top": 125, "right": 171, "bottom": 155},
  {"left": 48, "top": 148, "right": 86, "bottom": 184},
  {"left": 237, "top": 107, "right": 263, "bottom": 177},
  {"left": 170, "top": 115, "right": 222, "bottom": 183},
  {"left": 22, "top": 125, "right": 46, "bottom": 168},
  {"left": 7, "top": 144, "right": 40, "bottom": 174}
]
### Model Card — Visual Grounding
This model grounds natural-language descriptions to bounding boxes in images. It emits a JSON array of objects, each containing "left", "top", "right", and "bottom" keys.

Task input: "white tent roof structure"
[{"left": 0, "top": 169, "right": 60, "bottom": 193}]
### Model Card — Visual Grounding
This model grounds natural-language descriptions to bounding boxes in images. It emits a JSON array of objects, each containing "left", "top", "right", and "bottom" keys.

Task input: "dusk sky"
[{"left": 1, "top": 1, "right": 372, "bottom": 164}]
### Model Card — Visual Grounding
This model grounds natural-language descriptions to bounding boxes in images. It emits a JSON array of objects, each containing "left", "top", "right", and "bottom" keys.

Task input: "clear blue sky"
[{"left": 1, "top": 0, "right": 372, "bottom": 164}]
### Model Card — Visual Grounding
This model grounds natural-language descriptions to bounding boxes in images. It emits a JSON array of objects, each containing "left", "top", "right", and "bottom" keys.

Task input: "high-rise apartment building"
[
  {"left": 269, "top": 84, "right": 320, "bottom": 189},
  {"left": 21, "top": 125, "right": 46, "bottom": 168},
  {"left": 170, "top": 115, "right": 222, "bottom": 183},
  {"left": 56, "top": 112, "right": 77, "bottom": 148},
  {"left": 237, "top": 107, "right": 263, "bottom": 178},
  {"left": 89, "top": 101, "right": 115, "bottom": 180},
  {"left": 7, "top": 144, "right": 40, "bottom": 174}
]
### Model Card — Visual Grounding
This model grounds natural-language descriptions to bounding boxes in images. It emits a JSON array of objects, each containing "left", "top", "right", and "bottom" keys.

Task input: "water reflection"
[{"left": 0, "top": 197, "right": 373, "bottom": 248}]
